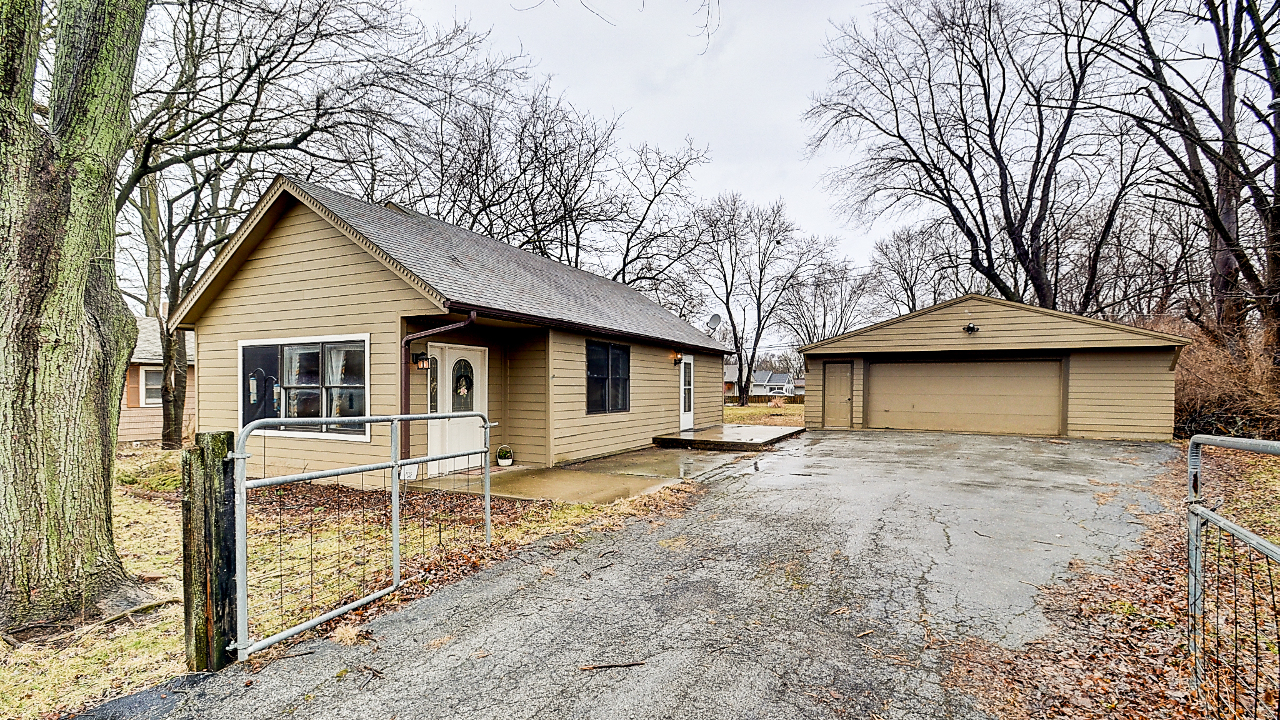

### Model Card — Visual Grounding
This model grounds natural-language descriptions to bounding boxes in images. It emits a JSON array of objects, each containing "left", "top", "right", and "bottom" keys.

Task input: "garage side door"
[{"left": 866, "top": 361, "right": 1062, "bottom": 435}]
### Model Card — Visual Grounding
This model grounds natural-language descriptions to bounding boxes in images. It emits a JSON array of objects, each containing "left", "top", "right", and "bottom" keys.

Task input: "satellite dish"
[{"left": 707, "top": 314, "right": 722, "bottom": 331}]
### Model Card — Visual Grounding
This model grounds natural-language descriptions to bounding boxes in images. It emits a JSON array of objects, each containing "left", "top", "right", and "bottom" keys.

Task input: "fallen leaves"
[{"left": 945, "top": 458, "right": 1205, "bottom": 720}]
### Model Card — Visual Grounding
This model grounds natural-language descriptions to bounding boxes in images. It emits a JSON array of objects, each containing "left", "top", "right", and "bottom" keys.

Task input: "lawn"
[
  {"left": 722, "top": 402, "right": 805, "bottom": 426},
  {"left": 0, "top": 448, "right": 704, "bottom": 719}
]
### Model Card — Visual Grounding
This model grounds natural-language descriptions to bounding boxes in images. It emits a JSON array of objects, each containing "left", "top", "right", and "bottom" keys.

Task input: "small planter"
[{"left": 496, "top": 445, "right": 513, "bottom": 467}]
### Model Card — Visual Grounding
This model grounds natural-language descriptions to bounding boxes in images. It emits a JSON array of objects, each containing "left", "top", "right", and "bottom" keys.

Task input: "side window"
[
  {"left": 586, "top": 340, "right": 629, "bottom": 414},
  {"left": 142, "top": 368, "right": 163, "bottom": 406},
  {"left": 241, "top": 338, "right": 367, "bottom": 433}
]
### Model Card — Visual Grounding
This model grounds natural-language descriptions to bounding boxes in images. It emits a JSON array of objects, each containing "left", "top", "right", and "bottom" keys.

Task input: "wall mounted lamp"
[
  {"left": 412, "top": 352, "right": 431, "bottom": 370},
  {"left": 964, "top": 323, "right": 980, "bottom": 334}
]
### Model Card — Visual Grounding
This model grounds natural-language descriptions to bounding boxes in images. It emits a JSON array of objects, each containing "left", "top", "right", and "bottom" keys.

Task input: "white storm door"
[
  {"left": 425, "top": 347, "right": 445, "bottom": 476},
  {"left": 442, "top": 344, "right": 488, "bottom": 474},
  {"left": 680, "top": 355, "right": 695, "bottom": 431}
]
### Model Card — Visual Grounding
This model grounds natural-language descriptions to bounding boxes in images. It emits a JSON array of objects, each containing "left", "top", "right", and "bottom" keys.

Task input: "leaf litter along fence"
[
  {"left": 232, "top": 413, "right": 497, "bottom": 661},
  {"left": 1188, "top": 435, "right": 1280, "bottom": 717}
]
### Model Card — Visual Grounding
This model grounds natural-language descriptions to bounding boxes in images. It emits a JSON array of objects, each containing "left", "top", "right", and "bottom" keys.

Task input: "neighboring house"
[
  {"left": 801, "top": 294, "right": 1190, "bottom": 440},
  {"left": 170, "top": 175, "right": 728, "bottom": 479},
  {"left": 120, "top": 316, "right": 196, "bottom": 444},
  {"left": 793, "top": 377, "right": 805, "bottom": 397},
  {"left": 723, "top": 367, "right": 796, "bottom": 399}
]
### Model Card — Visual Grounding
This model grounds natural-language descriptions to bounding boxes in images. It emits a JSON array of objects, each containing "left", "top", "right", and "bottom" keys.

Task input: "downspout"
[{"left": 400, "top": 310, "right": 476, "bottom": 458}]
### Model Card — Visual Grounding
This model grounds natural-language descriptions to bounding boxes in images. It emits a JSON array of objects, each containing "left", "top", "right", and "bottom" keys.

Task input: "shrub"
[{"left": 1138, "top": 318, "right": 1280, "bottom": 439}]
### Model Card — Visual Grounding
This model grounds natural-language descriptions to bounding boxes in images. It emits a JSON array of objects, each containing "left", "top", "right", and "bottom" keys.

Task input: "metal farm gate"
[
  {"left": 1187, "top": 435, "right": 1280, "bottom": 717},
  {"left": 228, "top": 412, "right": 494, "bottom": 662}
]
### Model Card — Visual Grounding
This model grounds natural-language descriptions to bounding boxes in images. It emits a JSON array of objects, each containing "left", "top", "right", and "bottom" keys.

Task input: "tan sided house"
[
  {"left": 120, "top": 316, "right": 196, "bottom": 444},
  {"left": 170, "top": 176, "right": 727, "bottom": 478},
  {"left": 801, "top": 295, "right": 1190, "bottom": 440}
]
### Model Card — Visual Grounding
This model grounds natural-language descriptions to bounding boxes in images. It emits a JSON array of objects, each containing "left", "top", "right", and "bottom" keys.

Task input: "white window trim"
[
  {"left": 140, "top": 365, "right": 164, "bottom": 407},
  {"left": 237, "top": 333, "right": 372, "bottom": 443}
]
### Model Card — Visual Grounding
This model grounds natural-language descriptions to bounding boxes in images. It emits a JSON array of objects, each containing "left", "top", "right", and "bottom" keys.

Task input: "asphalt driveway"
[{"left": 145, "top": 430, "right": 1177, "bottom": 719}]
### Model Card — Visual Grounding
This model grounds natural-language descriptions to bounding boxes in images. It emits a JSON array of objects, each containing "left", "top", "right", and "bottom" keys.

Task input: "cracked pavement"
[{"left": 143, "top": 430, "right": 1176, "bottom": 719}]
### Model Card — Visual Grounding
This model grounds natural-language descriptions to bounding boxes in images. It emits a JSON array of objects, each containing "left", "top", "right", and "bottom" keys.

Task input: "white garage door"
[{"left": 866, "top": 360, "right": 1062, "bottom": 435}]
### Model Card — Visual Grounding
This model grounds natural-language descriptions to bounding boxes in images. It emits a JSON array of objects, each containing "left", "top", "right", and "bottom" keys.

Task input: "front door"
[
  {"left": 426, "top": 343, "right": 488, "bottom": 476},
  {"left": 680, "top": 355, "right": 695, "bottom": 430},
  {"left": 824, "top": 363, "right": 852, "bottom": 428}
]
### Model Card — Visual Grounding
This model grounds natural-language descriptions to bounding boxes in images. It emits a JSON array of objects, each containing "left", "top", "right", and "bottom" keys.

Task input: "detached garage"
[{"left": 801, "top": 295, "right": 1190, "bottom": 440}]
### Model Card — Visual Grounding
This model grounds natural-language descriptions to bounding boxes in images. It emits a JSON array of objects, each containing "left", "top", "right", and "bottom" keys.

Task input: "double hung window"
[{"left": 586, "top": 340, "right": 629, "bottom": 414}]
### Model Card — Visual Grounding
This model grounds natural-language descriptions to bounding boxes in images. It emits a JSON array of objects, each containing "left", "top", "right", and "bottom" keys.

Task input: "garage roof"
[{"left": 800, "top": 295, "right": 1190, "bottom": 354}]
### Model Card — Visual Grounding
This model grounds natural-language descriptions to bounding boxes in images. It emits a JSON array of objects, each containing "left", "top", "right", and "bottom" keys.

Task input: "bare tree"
[
  {"left": 1087, "top": 0, "right": 1280, "bottom": 365},
  {"left": 869, "top": 224, "right": 998, "bottom": 315},
  {"left": 2, "top": 0, "right": 146, "bottom": 629},
  {"left": 117, "top": 0, "right": 512, "bottom": 447},
  {"left": 692, "top": 194, "right": 826, "bottom": 406},
  {"left": 808, "top": 0, "right": 1148, "bottom": 312},
  {"left": 780, "top": 258, "right": 875, "bottom": 346}
]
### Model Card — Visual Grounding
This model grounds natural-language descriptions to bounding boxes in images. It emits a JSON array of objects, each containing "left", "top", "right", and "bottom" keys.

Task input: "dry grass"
[
  {"left": 0, "top": 487, "right": 186, "bottom": 720},
  {"left": 1, "top": 449, "right": 707, "bottom": 719},
  {"left": 723, "top": 403, "right": 805, "bottom": 427}
]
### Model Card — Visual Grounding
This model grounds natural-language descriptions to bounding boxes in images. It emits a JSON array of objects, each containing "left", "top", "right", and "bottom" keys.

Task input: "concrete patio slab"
[
  {"left": 407, "top": 447, "right": 743, "bottom": 504},
  {"left": 653, "top": 423, "right": 805, "bottom": 451}
]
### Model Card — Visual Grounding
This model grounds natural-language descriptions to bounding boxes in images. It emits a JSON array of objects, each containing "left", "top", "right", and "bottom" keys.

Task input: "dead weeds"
[{"left": 3, "top": 447, "right": 708, "bottom": 720}]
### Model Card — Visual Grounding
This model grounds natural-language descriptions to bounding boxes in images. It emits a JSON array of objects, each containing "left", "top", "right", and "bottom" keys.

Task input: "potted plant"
[{"left": 496, "top": 445, "right": 513, "bottom": 467}]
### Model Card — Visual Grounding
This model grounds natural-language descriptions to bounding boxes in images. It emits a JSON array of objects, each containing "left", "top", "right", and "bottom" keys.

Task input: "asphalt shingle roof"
[
  {"left": 292, "top": 179, "right": 727, "bottom": 354},
  {"left": 132, "top": 316, "right": 194, "bottom": 365}
]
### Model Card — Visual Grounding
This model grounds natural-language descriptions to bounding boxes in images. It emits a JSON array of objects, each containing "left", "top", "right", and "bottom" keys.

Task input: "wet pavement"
[{"left": 146, "top": 430, "right": 1177, "bottom": 720}]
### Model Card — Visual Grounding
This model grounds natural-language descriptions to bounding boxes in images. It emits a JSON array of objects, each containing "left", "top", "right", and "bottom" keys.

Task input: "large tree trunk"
[{"left": 0, "top": 0, "right": 148, "bottom": 628}]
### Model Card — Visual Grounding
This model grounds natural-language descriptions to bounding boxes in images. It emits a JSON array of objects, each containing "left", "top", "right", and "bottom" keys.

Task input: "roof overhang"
[
  {"left": 446, "top": 301, "right": 729, "bottom": 355},
  {"left": 169, "top": 175, "right": 448, "bottom": 329},
  {"left": 799, "top": 294, "right": 1191, "bottom": 354}
]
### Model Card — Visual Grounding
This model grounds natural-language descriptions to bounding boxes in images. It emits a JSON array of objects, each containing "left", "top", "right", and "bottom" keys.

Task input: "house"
[
  {"left": 723, "top": 367, "right": 795, "bottom": 398},
  {"left": 170, "top": 175, "right": 728, "bottom": 478},
  {"left": 800, "top": 294, "right": 1190, "bottom": 440},
  {"left": 120, "top": 316, "right": 196, "bottom": 444},
  {"left": 793, "top": 377, "right": 805, "bottom": 397}
]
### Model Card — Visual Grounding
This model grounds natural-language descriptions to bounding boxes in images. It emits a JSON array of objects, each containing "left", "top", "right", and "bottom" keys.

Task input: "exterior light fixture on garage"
[{"left": 964, "top": 323, "right": 980, "bottom": 334}]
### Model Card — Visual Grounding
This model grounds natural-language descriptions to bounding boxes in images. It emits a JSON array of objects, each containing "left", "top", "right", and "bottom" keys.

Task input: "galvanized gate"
[
  {"left": 229, "top": 412, "right": 493, "bottom": 661},
  {"left": 1187, "top": 434, "right": 1280, "bottom": 717}
]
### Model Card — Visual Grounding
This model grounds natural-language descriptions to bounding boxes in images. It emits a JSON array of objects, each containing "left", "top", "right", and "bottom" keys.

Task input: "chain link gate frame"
[
  {"left": 228, "top": 412, "right": 494, "bottom": 661},
  {"left": 1187, "top": 434, "right": 1280, "bottom": 717}
]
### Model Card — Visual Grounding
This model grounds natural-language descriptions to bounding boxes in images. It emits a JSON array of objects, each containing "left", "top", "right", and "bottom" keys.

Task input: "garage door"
[{"left": 866, "top": 361, "right": 1062, "bottom": 435}]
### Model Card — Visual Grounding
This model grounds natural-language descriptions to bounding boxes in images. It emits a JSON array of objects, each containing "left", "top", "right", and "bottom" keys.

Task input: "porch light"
[
  {"left": 673, "top": 352, "right": 684, "bottom": 366},
  {"left": 412, "top": 352, "right": 431, "bottom": 370}
]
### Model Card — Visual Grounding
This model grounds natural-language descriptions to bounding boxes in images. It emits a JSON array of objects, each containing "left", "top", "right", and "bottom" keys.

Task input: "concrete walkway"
[{"left": 140, "top": 431, "right": 1176, "bottom": 720}]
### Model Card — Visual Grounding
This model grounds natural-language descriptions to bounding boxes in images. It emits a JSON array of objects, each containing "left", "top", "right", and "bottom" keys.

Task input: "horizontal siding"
[
  {"left": 196, "top": 202, "right": 439, "bottom": 478},
  {"left": 852, "top": 358, "right": 864, "bottom": 427},
  {"left": 549, "top": 330, "right": 687, "bottom": 464},
  {"left": 505, "top": 333, "right": 549, "bottom": 467},
  {"left": 693, "top": 353, "right": 724, "bottom": 429},
  {"left": 118, "top": 373, "right": 197, "bottom": 443},
  {"left": 805, "top": 362, "right": 825, "bottom": 429},
  {"left": 812, "top": 299, "right": 1181, "bottom": 354},
  {"left": 1067, "top": 350, "right": 1176, "bottom": 440}
]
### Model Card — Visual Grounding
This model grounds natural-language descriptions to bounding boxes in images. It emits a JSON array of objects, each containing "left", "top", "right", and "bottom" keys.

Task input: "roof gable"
[{"left": 800, "top": 295, "right": 1190, "bottom": 354}]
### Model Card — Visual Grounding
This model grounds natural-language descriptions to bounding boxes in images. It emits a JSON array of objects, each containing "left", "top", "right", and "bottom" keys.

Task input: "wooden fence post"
[{"left": 182, "top": 431, "right": 237, "bottom": 671}]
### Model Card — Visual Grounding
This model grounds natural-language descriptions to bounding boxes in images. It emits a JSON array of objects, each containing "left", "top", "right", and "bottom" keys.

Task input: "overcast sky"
[{"left": 412, "top": 0, "right": 882, "bottom": 263}]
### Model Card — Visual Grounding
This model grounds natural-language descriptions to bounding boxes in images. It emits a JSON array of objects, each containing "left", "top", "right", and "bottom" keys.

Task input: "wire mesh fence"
[
  {"left": 1188, "top": 436, "right": 1280, "bottom": 718},
  {"left": 242, "top": 466, "right": 495, "bottom": 644},
  {"left": 231, "top": 413, "right": 495, "bottom": 659}
]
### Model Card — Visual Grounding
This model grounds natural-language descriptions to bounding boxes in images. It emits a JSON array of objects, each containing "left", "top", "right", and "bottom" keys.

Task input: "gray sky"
[{"left": 413, "top": 0, "right": 881, "bottom": 262}]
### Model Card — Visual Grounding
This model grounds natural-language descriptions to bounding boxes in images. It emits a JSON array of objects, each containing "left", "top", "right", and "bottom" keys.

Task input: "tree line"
[{"left": 3, "top": 0, "right": 1277, "bottom": 632}]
